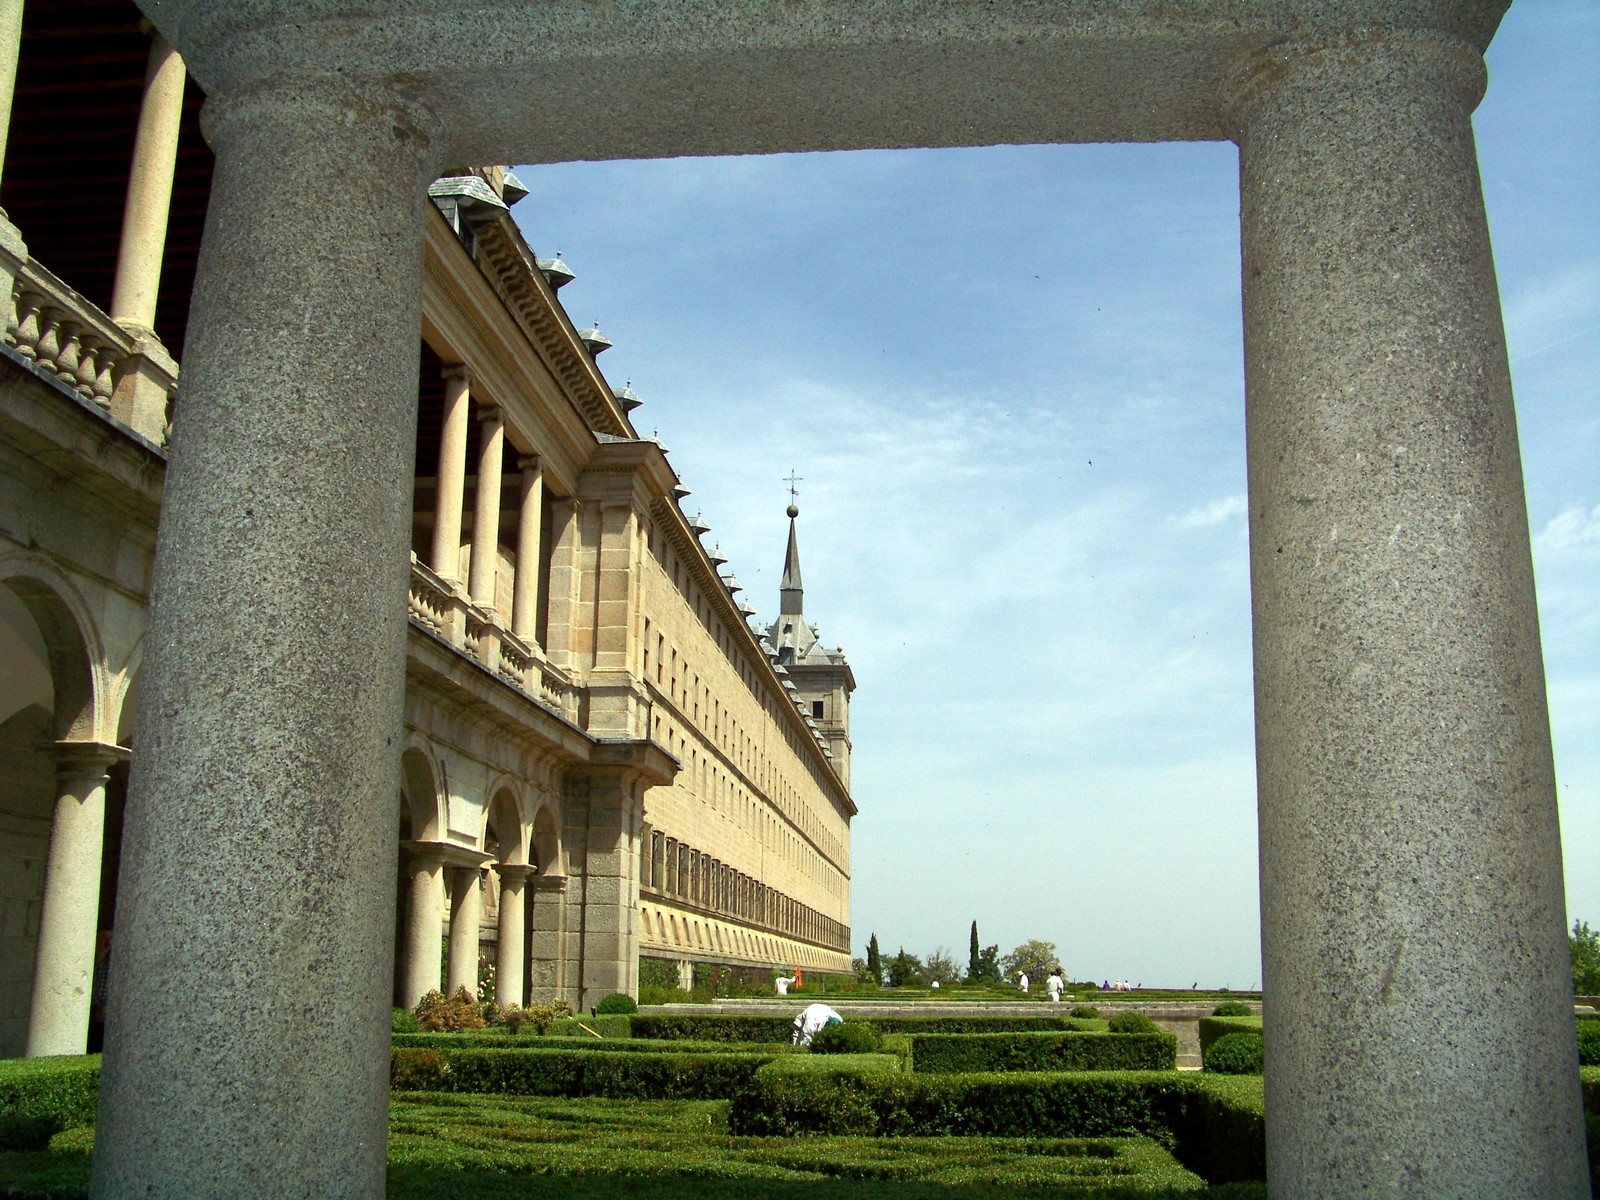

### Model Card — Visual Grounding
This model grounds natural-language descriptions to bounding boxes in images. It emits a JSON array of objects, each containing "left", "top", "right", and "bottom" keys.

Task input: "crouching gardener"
[{"left": 792, "top": 1002, "right": 843, "bottom": 1046}]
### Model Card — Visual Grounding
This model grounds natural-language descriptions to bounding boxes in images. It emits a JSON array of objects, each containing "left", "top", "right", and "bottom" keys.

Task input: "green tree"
[
  {"left": 886, "top": 946, "right": 924, "bottom": 988},
  {"left": 975, "top": 943, "right": 1003, "bottom": 985},
  {"left": 923, "top": 946, "right": 961, "bottom": 987},
  {"left": 1574, "top": 919, "right": 1600, "bottom": 995},
  {"left": 1001, "top": 939, "right": 1060, "bottom": 983},
  {"left": 866, "top": 933, "right": 883, "bottom": 985},
  {"left": 968, "top": 920, "right": 982, "bottom": 982}
]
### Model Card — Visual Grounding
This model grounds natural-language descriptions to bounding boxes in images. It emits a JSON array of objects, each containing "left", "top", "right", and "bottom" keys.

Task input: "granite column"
[
  {"left": 89, "top": 81, "right": 436, "bottom": 1200},
  {"left": 1227, "top": 33, "right": 1586, "bottom": 1197}
]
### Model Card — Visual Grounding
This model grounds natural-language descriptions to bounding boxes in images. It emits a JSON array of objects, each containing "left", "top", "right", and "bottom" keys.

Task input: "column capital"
[
  {"left": 441, "top": 362, "right": 472, "bottom": 386},
  {"left": 403, "top": 839, "right": 491, "bottom": 870},
  {"left": 494, "top": 863, "right": 535, "bottom": 883},
  {"left": 518, "top": 453, "right": 542, "bottom": 473},
  {"left": 531, "top": 873, "right": 568, "bottom": 895},
  {"left": 199, "top": 77, "right": 438, "bottom": 167},
  {"left": 52, "top": 740, "right": 129, "bottom": 773},
  {"left": 476, "top": 401, "right": 503, "bottom": 424},
  {"left": 1219, "top": 29, "right": 1485, "bottom": 144}
]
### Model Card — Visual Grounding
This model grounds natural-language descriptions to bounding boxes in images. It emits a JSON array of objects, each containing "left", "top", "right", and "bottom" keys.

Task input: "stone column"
[
  {"left": 88, "top": 81, "right": 437, "bottom": 1200},
  {"left": 446, "top": 865, "right": 482, "bottom": 997},
  {"left": 528, "top": 873, "right": 568, "bottom": 1004},
  {"left": 468, "top": 402, "right": 504, "bottom": 611},
  {"left": 109, "top": 29, "right": 186, "bottom": 334},
  {"left": 578, "top": 771, "right": 643, "bottom": 1008},
  {"left": 1226, "top": 33, "right": 1587, "bottom": 1198},
  {"left": 25, "top": 743, "right": 121, "bottom": 1058},
  {"left": 401, "top": 850, "right": 444, "bottom": 1008},
  {"left": 0, "top": 0, "right": 23, "bottom": 199},
  {"left": 510, "top": 454, "right": 544, "bottom": 644},
  {"left": 430, "top": 364, "right": 471, "bottom": 582},
  {"left": 494, "top": 865, "right": 531, "bottom": 1009}
]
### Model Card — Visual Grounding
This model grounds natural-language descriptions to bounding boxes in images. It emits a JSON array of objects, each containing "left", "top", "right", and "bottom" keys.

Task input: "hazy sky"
[{"left": 514, "top": 2, "right": 1597, "bottom": 989}]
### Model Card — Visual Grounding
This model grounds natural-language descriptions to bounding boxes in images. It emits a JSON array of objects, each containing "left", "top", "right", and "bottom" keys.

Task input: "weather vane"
[{"left": 784, "top": 470, "right": 803, "bottom": 504}]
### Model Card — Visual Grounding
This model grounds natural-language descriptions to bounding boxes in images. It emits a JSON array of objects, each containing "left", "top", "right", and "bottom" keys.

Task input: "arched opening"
[{"left": 0, "top": 574, "right": 105, "bottom": 1056}]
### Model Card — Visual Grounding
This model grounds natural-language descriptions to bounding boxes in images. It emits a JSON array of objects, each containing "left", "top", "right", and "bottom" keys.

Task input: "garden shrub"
[
  {"left": 1213, "top": 1001, "right": 1254, "bottom": 1017},
  {"left": 872, "top": 1014, "right": 1098, "bottom": 1035},
  {"left": 1070, "top": 1005, "right": 1100, "bottom": 1018},
  {"left": 595, "top": 992, "right": 638, "bottom": 1015},
  {"left": 0, "top": 1057, "right": 100, "bottom": 1150},
  {"left": 809, "top": 1021, "right": 882, "bottom": 1054},
  {"left": 414, "top": 986, "right": 486, "bottom": 1031},
  {"left": 1200, "top": 1015, "right": 1264, "bottom": 1057},
  {"left": 501, "top": 1005, "right": 524, "bottom": 1035},
  {"left": 910, "top": 1031, "right": 1176, "bottom": 1074},
  {"left": 391, "top": 1006, "right": 420, "bottom": 1033},
  {"left": 1577, "top": 1020, "right": 1600, "bottom": 1066},
  {"left": 390, "top": 1047, "right": 772, "bottom": 1099},
  {"left": 1205, "top": 1032, "right": 1265, "bottom": 1075},
  {"left": 1108, "top": 1012, "right": 1161, "bottom": 1035}
]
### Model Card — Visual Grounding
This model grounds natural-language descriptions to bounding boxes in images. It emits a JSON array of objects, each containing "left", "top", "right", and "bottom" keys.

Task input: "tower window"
[{"left": 812, "top": 700, "right": 824, "bottom": 719}]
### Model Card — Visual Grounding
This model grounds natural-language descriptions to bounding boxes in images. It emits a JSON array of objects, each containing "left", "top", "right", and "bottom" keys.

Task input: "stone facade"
[{"left": 0, "top": 1, "right": 853, "bottom": 1070}]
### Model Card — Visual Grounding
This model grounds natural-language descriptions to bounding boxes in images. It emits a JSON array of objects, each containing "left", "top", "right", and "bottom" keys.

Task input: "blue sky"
[{"left": 514, "top": 2, "right": 1598, "bottom": 988}]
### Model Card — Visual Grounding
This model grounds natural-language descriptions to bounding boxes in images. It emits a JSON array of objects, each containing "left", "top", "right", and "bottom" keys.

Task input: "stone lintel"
[{"left": 136, "top": 1, "right": 1510, "bottom": 167}]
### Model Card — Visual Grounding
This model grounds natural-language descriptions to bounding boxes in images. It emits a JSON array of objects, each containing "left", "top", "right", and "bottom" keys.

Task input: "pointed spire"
[{"left": 780, "top": 501, "right": 803, "bottom": 617}]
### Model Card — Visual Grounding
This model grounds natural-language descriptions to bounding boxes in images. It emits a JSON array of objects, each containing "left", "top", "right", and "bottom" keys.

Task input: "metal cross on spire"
[{"left": 784, "top": 470, "right": 803, "bottom": 504}]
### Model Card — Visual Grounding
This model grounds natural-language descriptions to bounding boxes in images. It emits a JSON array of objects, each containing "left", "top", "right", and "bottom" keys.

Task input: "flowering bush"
[{"left": 414, "top": 986, "right": 486, "bottom": 1031}]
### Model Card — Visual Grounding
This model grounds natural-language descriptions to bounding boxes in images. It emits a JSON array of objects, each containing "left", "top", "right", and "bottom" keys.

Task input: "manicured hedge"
[
  {"left": 393, "top": 1033, "right": 787, "bottom": 1055},
  {"left": 627, "top": 1013, "right": 1102, "bottom": 1043},
  {"left": 391, "top": 1046, "right": 774, "bottom": 1099},
  {"left": 630, "top": 1014, "right": 796, "bottom": 1043},
  {"left": 727, "top": 1064, "right": 1266, "bottom": 1182},
  {"left": 548, "top": 1014, "right": 631, "bottom": 1039},
  {"left": 910, "top": 1031, "right": 1175, "bottom": 1074},
  {"left": 0, "top": 1056, "right": 100, "bottom": 1150},
  {"left": 1204, "top": 1031, "right": 1265, "bottom": 1075},
  {"left": 1199, "top": 1015, "right": 1263, "bottom": 1056}
]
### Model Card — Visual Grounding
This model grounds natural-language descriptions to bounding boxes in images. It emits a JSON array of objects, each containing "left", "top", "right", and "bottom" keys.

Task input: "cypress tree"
[
  {"left": 867, "top": 933, "right": 882, "bottom": 984},
  {"left": 968, "top": 920, "right": 981, "bottom": 982}
]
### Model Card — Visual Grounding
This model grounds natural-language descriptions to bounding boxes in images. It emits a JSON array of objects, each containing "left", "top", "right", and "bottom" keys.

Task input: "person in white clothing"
[
  {"left": 792, "top": 1002, "right": 843, "bottom": 1046},
  {"left": 775, "top": 975, "right": 796, "bottom": 996},
  {"left": 1018, "top": 972, "right": 1029, "bottom": 995},
  {"left": 1046, "top": 968, "right": 1065, "bottom": 1002}
]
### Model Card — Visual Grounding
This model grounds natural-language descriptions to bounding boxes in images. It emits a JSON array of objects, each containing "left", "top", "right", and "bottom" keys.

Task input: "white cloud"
[
  {"left": 1504, "top": 263, "right": 1600, "bottom": 364},
  {"left": 1535, "top": 503, "right": 1600, "bottom": 556},
  {"left": 1174, "top": 494, "right": 1247, "bottom": 529}
]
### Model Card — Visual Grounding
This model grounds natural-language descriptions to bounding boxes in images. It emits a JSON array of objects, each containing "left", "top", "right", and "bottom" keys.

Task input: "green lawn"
[{"left": 1, "top": 1094, "right": 1266, "bottom": 1199}]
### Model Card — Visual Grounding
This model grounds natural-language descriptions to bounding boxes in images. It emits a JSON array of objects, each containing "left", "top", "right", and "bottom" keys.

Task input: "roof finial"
[{"left": 784, "top": 469, "right": 803, "bottom": 518}]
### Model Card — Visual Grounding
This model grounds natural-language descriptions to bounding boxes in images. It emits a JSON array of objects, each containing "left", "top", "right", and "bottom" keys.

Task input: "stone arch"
[
  {"left": 0, "top": 557, "right": 104, "bottom": 742},
  {"left": 528, "top": 798, "right": 562, "bottom": 877},
  {"left": 398, "top": 742, "right": 443, "bottom": 842},
  {"left": 480, "top": 783, "right": 526, "bottom": 865}
]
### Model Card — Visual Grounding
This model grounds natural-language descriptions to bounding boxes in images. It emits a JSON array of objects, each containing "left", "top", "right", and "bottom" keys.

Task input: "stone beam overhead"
[{"left": 134, "top": 1, "right": 1509, "bottom": 161}]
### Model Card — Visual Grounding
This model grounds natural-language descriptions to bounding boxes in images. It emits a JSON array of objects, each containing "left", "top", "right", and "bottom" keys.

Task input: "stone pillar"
[
  {"left": 0, "top": 0, "right": 23, "bottom": 199},
  {"left": 89, "top": 81, "right": 437, "bottom": 1200},
  {"left": 430, "top": 364, "right": 471, "bottom": 582},
  {"left": 468, "top": 402, "right": 504, "bottom": 611},
  {"left": 1226, "top": 33, "right": 1587, "bottom": 1198},
  {"left": 401, "top": 850, "right": 444, "bottom": 1008},
  {"left": 446, "top": 865, "right": 482, "bottom": 997},
  {"left": 528, "top": 874, "right": 568, "bottom": 1004},
  {"left": 25, "top": 743, "right": 121, "bottom": 1058},
  {"left": 109, "top": 29, "right": 186, "bottom": 334},
  {"left": 494, "top": 865, "right": 531, "bottom": 1008},
  {"left": 578, "top": 771, "right": 643, "bottom": 1008},
  {"left": 542, "top": 498, "right": 582, "bottom": 671},
  {"left": 511, "top": 454, "right": 544, "bottom": 644}
]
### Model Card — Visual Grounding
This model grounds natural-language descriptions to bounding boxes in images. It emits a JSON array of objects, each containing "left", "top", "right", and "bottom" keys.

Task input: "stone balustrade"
[
  {"left": 5, "top": 255, "right": 176, "bottom": 436},
  {"left": 409, "top": 554, "right": 579, "bottom": 721}
]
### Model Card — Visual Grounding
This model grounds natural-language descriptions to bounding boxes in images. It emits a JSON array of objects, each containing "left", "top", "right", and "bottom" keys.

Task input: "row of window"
[{"left": 638, "top": 827, "right": 849, "bottom": 954}]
